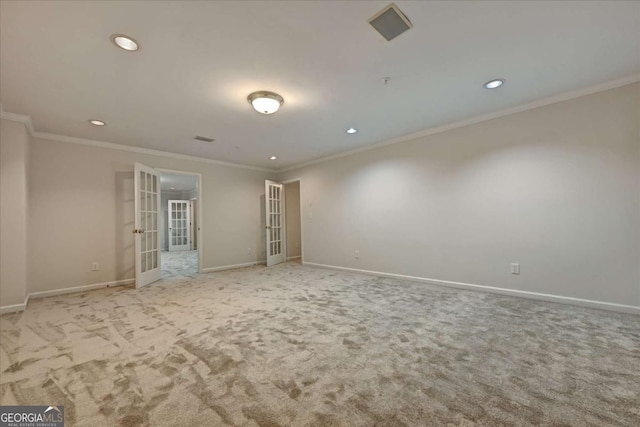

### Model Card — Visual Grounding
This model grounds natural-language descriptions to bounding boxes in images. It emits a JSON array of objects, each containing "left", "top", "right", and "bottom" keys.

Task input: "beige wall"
[
  {"left": 285, "top": 181, "right": 301, "bottom": 259},
  {"left": 0, "top": 119, "right": 30, "bottom": 307},
  {"left": 279, "top": 83, "right": 640, "bottom": 307},
  {"left": 28, "top": 137, "right": 276, "bottom": 293}
]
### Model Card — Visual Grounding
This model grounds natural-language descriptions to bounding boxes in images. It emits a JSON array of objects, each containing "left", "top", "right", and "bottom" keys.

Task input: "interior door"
[
  {"left": 168, "top": 200, "right": 190, "bottom": 251},
  {"left": 265, "top": 180, "right": 285, "bottom": 266},
  {"left": 134, "top": 163, "right": 161, "bottom": 287}
]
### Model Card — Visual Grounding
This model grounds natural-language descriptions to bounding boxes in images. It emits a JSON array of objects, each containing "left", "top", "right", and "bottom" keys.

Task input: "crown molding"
[
  {"left": 278, "top": 73, "right": 640, "bottom": 173},
  {"left": 4, "top": 73, "right": 639, "bottom": 175},
  {"left": 0, "top": 104, "right": 275, "bottom": 173},
  {"left": 0, "top": 104, "right": 35, "bottom": 134},
  {"left": 30, "top": 131, "right": 275, "bottom": 172}
]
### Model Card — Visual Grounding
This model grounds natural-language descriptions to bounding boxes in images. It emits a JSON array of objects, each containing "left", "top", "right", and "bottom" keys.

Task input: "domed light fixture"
[
  {"left": 247, "top": 91, "right": 284, "bottom": 115},
  {"left": 346, "top": 127, "right": 358, "bottom": 134},
  {"left": 110, "top": 34, "right": 140, "bottom": 52},
  {"left": 484, "top": 78, "right": 505, "bottom": 89},
  {"left": 89, "top": 119, "right": 106, "bottom": 126},
  {"left": 111, "top": 34, "right": 139, "bottom": 52}
]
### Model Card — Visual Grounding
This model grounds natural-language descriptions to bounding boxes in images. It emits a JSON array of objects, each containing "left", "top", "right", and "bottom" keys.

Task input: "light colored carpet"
[
  {"left": 1, "top": 262, "right": 638, "bottom": 426},
  {"left": 161, "top": 250, "right": 198, "bottom": 279}
]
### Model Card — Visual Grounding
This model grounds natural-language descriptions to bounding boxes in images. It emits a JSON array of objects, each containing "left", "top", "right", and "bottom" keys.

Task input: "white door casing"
[
  {"left": 265, "top": 180, "right": 285, "bottom": 267},
  {"left": 134, "top": 163, "right": 161, "bottom": 287},
  {"left": 189, "top": 199, "right": 196, "bottom": 250},
  {"left": 168, "top": 200, "right": 190, "bottom": 251}
]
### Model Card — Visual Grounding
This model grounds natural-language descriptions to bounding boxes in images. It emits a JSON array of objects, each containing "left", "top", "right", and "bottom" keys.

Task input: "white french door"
[
  {"left": 134, "top": 163, "right": 161, "bottom": 288},
  {"left": 168, "top": 200, "right": 190, "bottom": 251},
  {"left": 265, "top": 180, "right": 285, "bottom": 267}
]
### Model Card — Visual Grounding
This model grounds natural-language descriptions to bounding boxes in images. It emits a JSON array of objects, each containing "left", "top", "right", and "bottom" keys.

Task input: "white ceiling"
[
  {"left": 160, "top": 172, "right": 197, "bottom": 192},
  {"left": 1, "top": 1, "right": 639, "bottom": 170}
]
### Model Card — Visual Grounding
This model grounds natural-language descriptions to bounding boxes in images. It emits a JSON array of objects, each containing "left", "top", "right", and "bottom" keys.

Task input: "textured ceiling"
[{"left": 1, "top": 1, "right": 639, "bottom": 169}]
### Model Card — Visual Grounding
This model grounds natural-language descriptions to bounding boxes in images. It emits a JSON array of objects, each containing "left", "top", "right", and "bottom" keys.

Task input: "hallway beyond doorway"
[{"left": 161, "top": 250, "right": 198, "bottom": 278}]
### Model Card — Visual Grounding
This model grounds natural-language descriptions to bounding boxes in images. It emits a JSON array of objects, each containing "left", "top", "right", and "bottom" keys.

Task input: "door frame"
[
  {"left": 157, "top": 168, "right": 203, "bottom": 273},
  {"left": 281, "top": 178, "right": 303, "bottom": 264},
  {"left": 189, "top": 198, "right": 197, "bottom": 251}
]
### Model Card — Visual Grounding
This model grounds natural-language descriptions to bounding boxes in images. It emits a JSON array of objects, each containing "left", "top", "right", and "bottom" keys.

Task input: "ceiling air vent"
[
  {"left": 194, "top": 135, "right": 215, "bottom": 143},
  {"left": 368, "top": 3, "right": 412, "bottom": 41}
]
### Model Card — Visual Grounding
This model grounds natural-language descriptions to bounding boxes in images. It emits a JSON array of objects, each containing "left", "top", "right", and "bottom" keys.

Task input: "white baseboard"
[
  {"left": 0, "top": 279, "right": 134, "bottom": 315},
  {"left": 303, "top": 262, "right": 640, "bottom": 315},
  {"left": 29, "top": 279, "right": 134, "bottom": 300},
  {"left": 202, "top": 260, "right": 266, "bottom": 273},
  {"left": 0, "top": 294, "right": 30, "bottom": 315},
  {"left": 287, "top": 256, "right": 302, "bottom": 261}
]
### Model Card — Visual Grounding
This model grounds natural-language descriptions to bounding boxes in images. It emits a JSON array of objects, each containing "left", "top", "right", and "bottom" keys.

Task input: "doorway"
[
  {"left": 264, "top": 178, "right": 302, "bottom": 267},
  {"left": 284, "top": 180, "right": 302, "bottom": 262},
  {"left": 160, "top": 170, "right": 201, "bottom": 278}
]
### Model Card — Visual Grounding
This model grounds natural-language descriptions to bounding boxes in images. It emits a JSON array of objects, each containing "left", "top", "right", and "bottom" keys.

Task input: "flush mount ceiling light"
[
  {"left": 247, "top": 91, "right": 284, "bottom": 115},
  {"left": 269, "top": 155, "right": 278, "bottom": 160},
  {"left": 484, "top": 78, "right": 505, "bottom": 89},
  {"left": 89, "top": 119, "right": 106, "bottom": 126},
  {"left": 346, "top": 127, "right": 358, "bottom": 134},
  {"left": 110, "top": 34, "right": 139, "bottom": 52}
]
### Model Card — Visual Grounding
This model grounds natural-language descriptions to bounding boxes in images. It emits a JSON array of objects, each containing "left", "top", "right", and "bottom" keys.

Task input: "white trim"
[
  {"left": 29, "top": 279, "right": 133, "bottom": 299},
  {"left": 0, "top": 107, "right": 35, "bottom": 134},
  {"left": 32, "top": 131, "right": 274, "bottom": 172},
  {"left": 287, "top": 256, "right": 302, "bottom": 261},
  {"left": 281, "top": 177, "right": 303, "bottom": 185},
  {"left": 0, "top": 294, "right": 30, "bottom": 315},
  {"left": 279, "top": 73, "right": 640, "bottom": 172},
  {"left": 303, "top": 262, "right": 640, "bottom": 315},
  {"left": 0, "top": 104, "right": 273, "bottom": 173},
  {"left": 0, "top": 107, "right": 272, "bottom": 172},
  {"left": 0, "top": 279, "right": 133, "bottom": 314},
  {"left": 202, "top": 260, "right": 266, "bottom": 273},
  {"left": 4, "top": 75, "right": 639, "bottom": 174}
]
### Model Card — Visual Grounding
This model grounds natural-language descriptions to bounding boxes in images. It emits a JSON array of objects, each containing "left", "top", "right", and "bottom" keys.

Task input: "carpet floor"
[
  {"left": 161, "top": 250, "right": 198, "bottom": 279},
  {"left": 1, "top": 262, "right": 638, "bottom": 427}
]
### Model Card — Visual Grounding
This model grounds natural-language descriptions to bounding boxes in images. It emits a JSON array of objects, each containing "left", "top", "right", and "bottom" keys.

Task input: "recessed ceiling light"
[
  {"left": 484, "top": 79, "right": 505, "bottom": 89},
  {"left": 89, "top": 119, "right": 106, "bottom": 126},
  {"left": 170, "top": 187, "right": 175, "bottom": 190},
  {"left": 269, "top": 156, "right": 278, "bottom": 160},
  {"left": 247, "top": 91, "right": 284, "bottom": 115},
  {"left": 110, "top": 34, "right": 139, "bottom": 52},
  {"left": 346, "top": 127, "right": 358, "bottom": 134}
]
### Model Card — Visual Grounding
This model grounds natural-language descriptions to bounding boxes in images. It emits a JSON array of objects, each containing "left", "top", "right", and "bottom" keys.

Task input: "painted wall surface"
[
  {"left": 279, "top": 83, "right": 640, "bottom": 307},
  {"left": 285, "top": 181, "right": 301, "bottom": 258},
  {"left": 0, "top": 119, "right": 29, "bottom": 306},
  {"left": 28, "top": 137, "right": 276, "bottom": 293}
]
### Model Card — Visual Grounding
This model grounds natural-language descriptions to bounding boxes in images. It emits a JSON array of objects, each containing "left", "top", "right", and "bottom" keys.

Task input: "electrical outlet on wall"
[
  {"left": 247, "top": 247, "right": 252, "bottom": 255},
  {"left": 355, "top": 250, "right": 360, "bottom": 259},
  {"left": 91, "top": 262, "right": 99, "bottom": 271},
  {"left": 511, "top": 263, "right": 520, "bottom": 275}
]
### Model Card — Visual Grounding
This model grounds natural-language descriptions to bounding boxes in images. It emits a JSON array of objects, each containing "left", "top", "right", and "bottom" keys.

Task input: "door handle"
[
  {"left": 266, "top": 225, "right": 271, "bottom": 229},
  {"left": 132, "top": 229, "right": 146, "bottom": 234}
]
